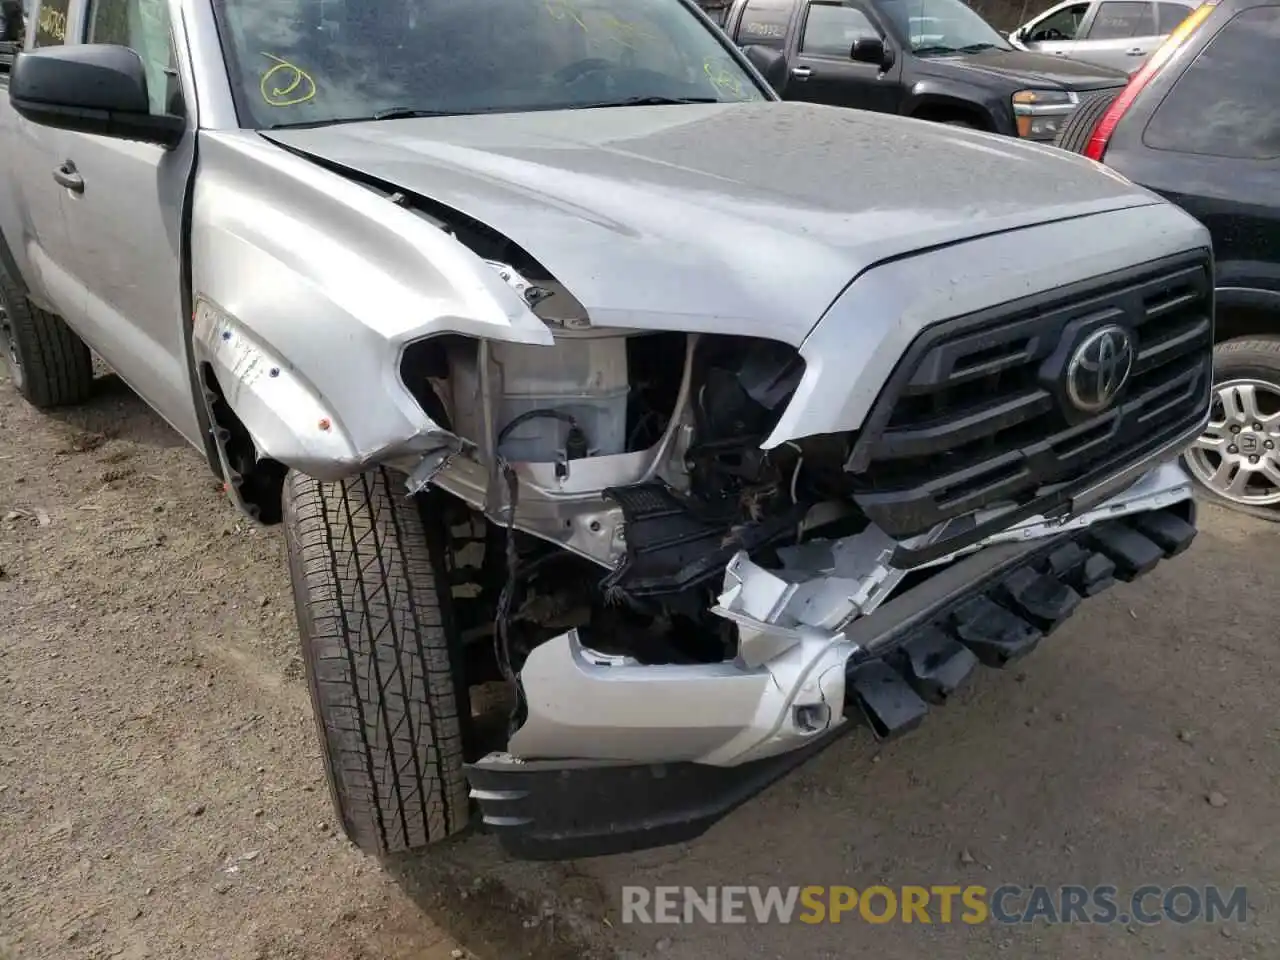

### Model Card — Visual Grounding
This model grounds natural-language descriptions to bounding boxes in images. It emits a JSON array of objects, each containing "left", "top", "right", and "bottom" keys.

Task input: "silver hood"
[{"left": 266, "top": 100, "right": 1159, "bottom": 345}]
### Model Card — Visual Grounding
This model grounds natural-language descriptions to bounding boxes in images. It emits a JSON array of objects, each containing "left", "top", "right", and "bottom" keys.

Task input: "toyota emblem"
[{"left": 1066, "top": 325, "right": 1134, "bottom": 413}]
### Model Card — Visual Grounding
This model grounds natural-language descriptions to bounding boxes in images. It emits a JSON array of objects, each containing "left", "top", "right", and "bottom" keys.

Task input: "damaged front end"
[
  {"left": 395, "top": 248, "right": 1208, "bottom": 771},
  {"left": 388, "top": 242, "right": 1210, "bottom": 859},
  {"left": 188, "top": 132, "right": 1211, "bottom": 860}
]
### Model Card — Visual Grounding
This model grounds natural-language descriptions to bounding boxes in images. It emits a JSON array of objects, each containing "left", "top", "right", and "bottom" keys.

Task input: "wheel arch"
[
  {"left": 906, "top": 91, "right": 995, "bottom": 131},
  {"left": 187, "top": 131, "right": 553, "bottom": 520},
  {"left": 1215, "top": 286, "right": 1280, "bottom": 343},
  {"left": 0, "top": 223, "right": 25, "bottom": 294}
]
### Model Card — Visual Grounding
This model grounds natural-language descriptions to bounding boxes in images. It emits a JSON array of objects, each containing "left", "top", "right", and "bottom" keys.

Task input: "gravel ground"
[{"left": 1, "top": 369, "right": 1277, "bottom": 960}]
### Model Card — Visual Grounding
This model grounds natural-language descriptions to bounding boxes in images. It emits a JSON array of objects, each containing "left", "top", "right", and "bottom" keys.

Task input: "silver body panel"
[{"left": 265, "top": 102, "right": 1162, "bottom": 350}]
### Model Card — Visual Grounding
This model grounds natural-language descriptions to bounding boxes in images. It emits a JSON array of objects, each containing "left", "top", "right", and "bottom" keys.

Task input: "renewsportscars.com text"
[{"left": 621, "top": 884, "right": 1248, "bottom": 926}]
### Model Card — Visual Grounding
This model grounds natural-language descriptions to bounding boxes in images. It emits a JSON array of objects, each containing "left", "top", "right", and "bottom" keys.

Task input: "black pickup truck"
[{"left": 720, "top": 0, "right": 1130, "bottom": 140}]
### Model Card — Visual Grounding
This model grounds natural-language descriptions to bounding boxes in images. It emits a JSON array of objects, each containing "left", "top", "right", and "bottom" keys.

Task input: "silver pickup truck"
[{"left": 0, "top": 0, "right": 1213, "bottom": 861}]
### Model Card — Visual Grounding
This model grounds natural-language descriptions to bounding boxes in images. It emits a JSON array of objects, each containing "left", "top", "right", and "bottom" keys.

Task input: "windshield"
[
  {"left": 211, "top": 0, "right": 766, "bottom": 129},
  {"left": 878, "top": 0, "right": 1011, "bottom": 54}
]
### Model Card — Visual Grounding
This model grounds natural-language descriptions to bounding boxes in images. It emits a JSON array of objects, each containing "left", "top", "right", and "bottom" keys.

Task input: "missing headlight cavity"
[
  {"left": 400, "top": 332, "right": 809, "bottom": 469},
  {"left": 396, "top": 331, "right": 844, "bottom": 669}
]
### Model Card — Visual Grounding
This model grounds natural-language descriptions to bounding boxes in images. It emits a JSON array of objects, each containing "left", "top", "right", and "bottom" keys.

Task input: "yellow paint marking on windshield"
[
  {"left": 38, "top": 6, "right": 67, "bottom": 43},
  {"left": 704, "top": 58, "right": 743, "bottom": 98},
  {"left": 544, "top": 0, "right": 655, "bottom": 47},
  {"left": 544, "top": 0, "right": 587, "bottom": 31},
  {"left": 260, "top": 53, "right": 316, "bottom": 107},
  {"left": 596, "top": 13, "right": 657, "bottom": 47}
]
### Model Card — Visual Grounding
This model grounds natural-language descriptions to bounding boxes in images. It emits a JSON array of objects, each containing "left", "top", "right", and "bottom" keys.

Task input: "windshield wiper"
[
  {"left": 913, "top": 44, "right": 959, "bottom": 56},
  {"left": 372, "top": 107, "right": 463, "bottom": 120},
  {"left": 268, "top": 108, "right": 463, "bottom": 130},
  {"left": 956, "top": 42, "right": 1000, "bottom": 52},
  {"left": 568, "top": 96, "right": 721, "bottom": 109}
]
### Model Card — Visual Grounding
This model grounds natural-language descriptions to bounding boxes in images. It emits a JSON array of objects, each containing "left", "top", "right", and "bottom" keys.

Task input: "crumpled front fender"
[{"left": 189, "top": 130, "right": 554, "bottom": 480}]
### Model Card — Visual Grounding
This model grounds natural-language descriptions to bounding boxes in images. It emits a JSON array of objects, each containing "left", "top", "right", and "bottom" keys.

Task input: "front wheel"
[
  {"left": 1183, "top": 337, "right": 1280, "bottom": 511},
  {"left": 282, "top": 468, "right": 472, "bottom": 855}
]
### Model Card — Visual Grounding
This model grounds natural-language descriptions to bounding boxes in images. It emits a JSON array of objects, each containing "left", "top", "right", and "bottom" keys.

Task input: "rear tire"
[
  {"left": 1053, "top": 91, "right": 1119, "bottom": 155},
  {"left": 0, "top": 264, "right": 93, "bottom": 408},
  {"left": 283, "top": 467, "right": 472, "bottom": 855}
]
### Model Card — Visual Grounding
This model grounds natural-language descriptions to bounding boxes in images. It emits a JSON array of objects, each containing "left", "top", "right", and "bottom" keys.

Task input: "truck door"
[
  {"left": 787, "top": 1, "right": 904, "bottom": 114},
  {"left": 7, "top": 0, "right": 86, "bottom": 318},
  {"left": 46, "top": 0, "right": 203, "bottom": 446}
]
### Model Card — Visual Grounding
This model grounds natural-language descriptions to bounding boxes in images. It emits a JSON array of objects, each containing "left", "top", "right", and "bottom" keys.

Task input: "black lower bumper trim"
[
  {"left": 953, "top": 595, "right": 1044, "bottom": 667},
  {"left": 1084, "top": 521, "right": 1165, "bottom": 580},
  {"left": 1130, "top": 508, "right": 1197, "bottom": 557},
  {"left": 897, "top": 627, "right": 979, "bottom": 705},
  {"left": 465, "top": 728, "right": 846, "bottom": 861},
  {"left": 996, "top": 566, "right": 1082, "bottom": 629},
  {"left": 465, "top": 501, "right": 1197, "bottom": 861},
  {"left": 849, "top": 660, "right": 929, "bottom": 737}
]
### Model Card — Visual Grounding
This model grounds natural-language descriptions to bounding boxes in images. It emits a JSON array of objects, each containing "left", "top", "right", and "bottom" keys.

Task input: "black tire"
[
  {"left": 1053, "top": 90, "right": 1119, "bottom": 155},
  {"left": 0, "top": 264, "right": 94, "bottom": 407},
  {"left": 1182, "top": 336, "right": 1280, "bottom": 519},
  {"left": 283, "top": 467, "right": 471, "bottom": 855}
]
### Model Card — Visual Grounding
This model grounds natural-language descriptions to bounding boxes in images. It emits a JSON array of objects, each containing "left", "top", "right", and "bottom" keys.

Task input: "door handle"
[
  {"left": 52, "top": 161, "right": 84, "bottom": 194},
  {"left": 1125, "top": 47, "right": 1145, "bottom": 55},
  {"left": 791, "top": 66, "right": 813, "bottom": 80}
]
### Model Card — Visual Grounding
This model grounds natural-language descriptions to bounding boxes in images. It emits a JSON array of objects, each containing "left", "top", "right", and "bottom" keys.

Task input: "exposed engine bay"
[{"left": 405, "top": 309, "right": 845, "bottom": 671}]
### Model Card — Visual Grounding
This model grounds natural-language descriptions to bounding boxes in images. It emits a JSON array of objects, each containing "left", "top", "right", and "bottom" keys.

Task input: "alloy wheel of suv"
[{"left": 1185, "top": 376, "right": 1280, "bottom": 507}]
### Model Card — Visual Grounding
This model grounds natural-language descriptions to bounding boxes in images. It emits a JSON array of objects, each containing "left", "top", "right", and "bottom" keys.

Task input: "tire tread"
[
  {"left": 1053, "top": 90, "right": 1120, "bottom": 156},
  {"left": 282, "top": 467, "right": 469, "bottom": 855},
  {"left": 0, "top": 268, "right": 93, "bottom": 408}
]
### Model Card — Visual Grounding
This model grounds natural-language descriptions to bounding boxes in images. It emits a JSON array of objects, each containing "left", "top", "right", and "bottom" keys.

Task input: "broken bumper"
[{"left": 465, "top": 462, "right": 1198, "bottom": 860}]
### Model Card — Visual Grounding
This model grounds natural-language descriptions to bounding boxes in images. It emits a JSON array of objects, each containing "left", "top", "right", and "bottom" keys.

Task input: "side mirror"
[
  {"left": 850, "top": 36, "right": 889, "bottom": 67},
  {"left": 9, "top": 44, "right": 184, "bottom": 148},
  {"left": 740, "top": 43, "right": 789, "bottom": 95}
]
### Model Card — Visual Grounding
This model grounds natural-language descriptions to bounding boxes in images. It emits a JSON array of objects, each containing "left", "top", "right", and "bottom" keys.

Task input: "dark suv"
[
  {"left": 1054, "top": 0, "right": 1280, "bottom": 513},
  {"left": 719, "top": 0, "right": 1130, "bottom": 140}
]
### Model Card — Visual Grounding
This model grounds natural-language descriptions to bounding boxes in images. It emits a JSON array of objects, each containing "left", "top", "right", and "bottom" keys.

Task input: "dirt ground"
[{"left": 1, "top": 369, "right": 1278, "bottom": 960}]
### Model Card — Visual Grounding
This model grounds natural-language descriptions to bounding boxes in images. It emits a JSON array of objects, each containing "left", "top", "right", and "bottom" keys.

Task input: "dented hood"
[{"left": 266, "top": 101, "right": 1159, "bottom": 345}]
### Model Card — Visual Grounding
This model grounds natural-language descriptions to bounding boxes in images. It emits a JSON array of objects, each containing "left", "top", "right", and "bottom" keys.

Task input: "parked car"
[
  {"left": 1053, "top": 0, "right": 1280, "bottom": 512},
  {"left": 1009, "top": 0, "right": 1201, "bottom": 74},
  {"left": 1, "top": 0, "right": 1211, "bottom": 862},
  {"left": 0, "top": 0, "right": 24, "bottom": 64},
  {"left": 724, "top": 0, "right": 1130, "bottom": 140}
]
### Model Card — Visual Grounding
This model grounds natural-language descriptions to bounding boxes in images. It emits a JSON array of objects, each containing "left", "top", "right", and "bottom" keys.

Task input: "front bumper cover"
[{"left": 465, "top": 484, "right": 1197, "bottom": 861}]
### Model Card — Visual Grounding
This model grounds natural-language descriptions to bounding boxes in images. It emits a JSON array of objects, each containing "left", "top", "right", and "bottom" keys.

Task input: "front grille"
[{"left": 846, "top": 251, "right": 1213, "bottom": 553}]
